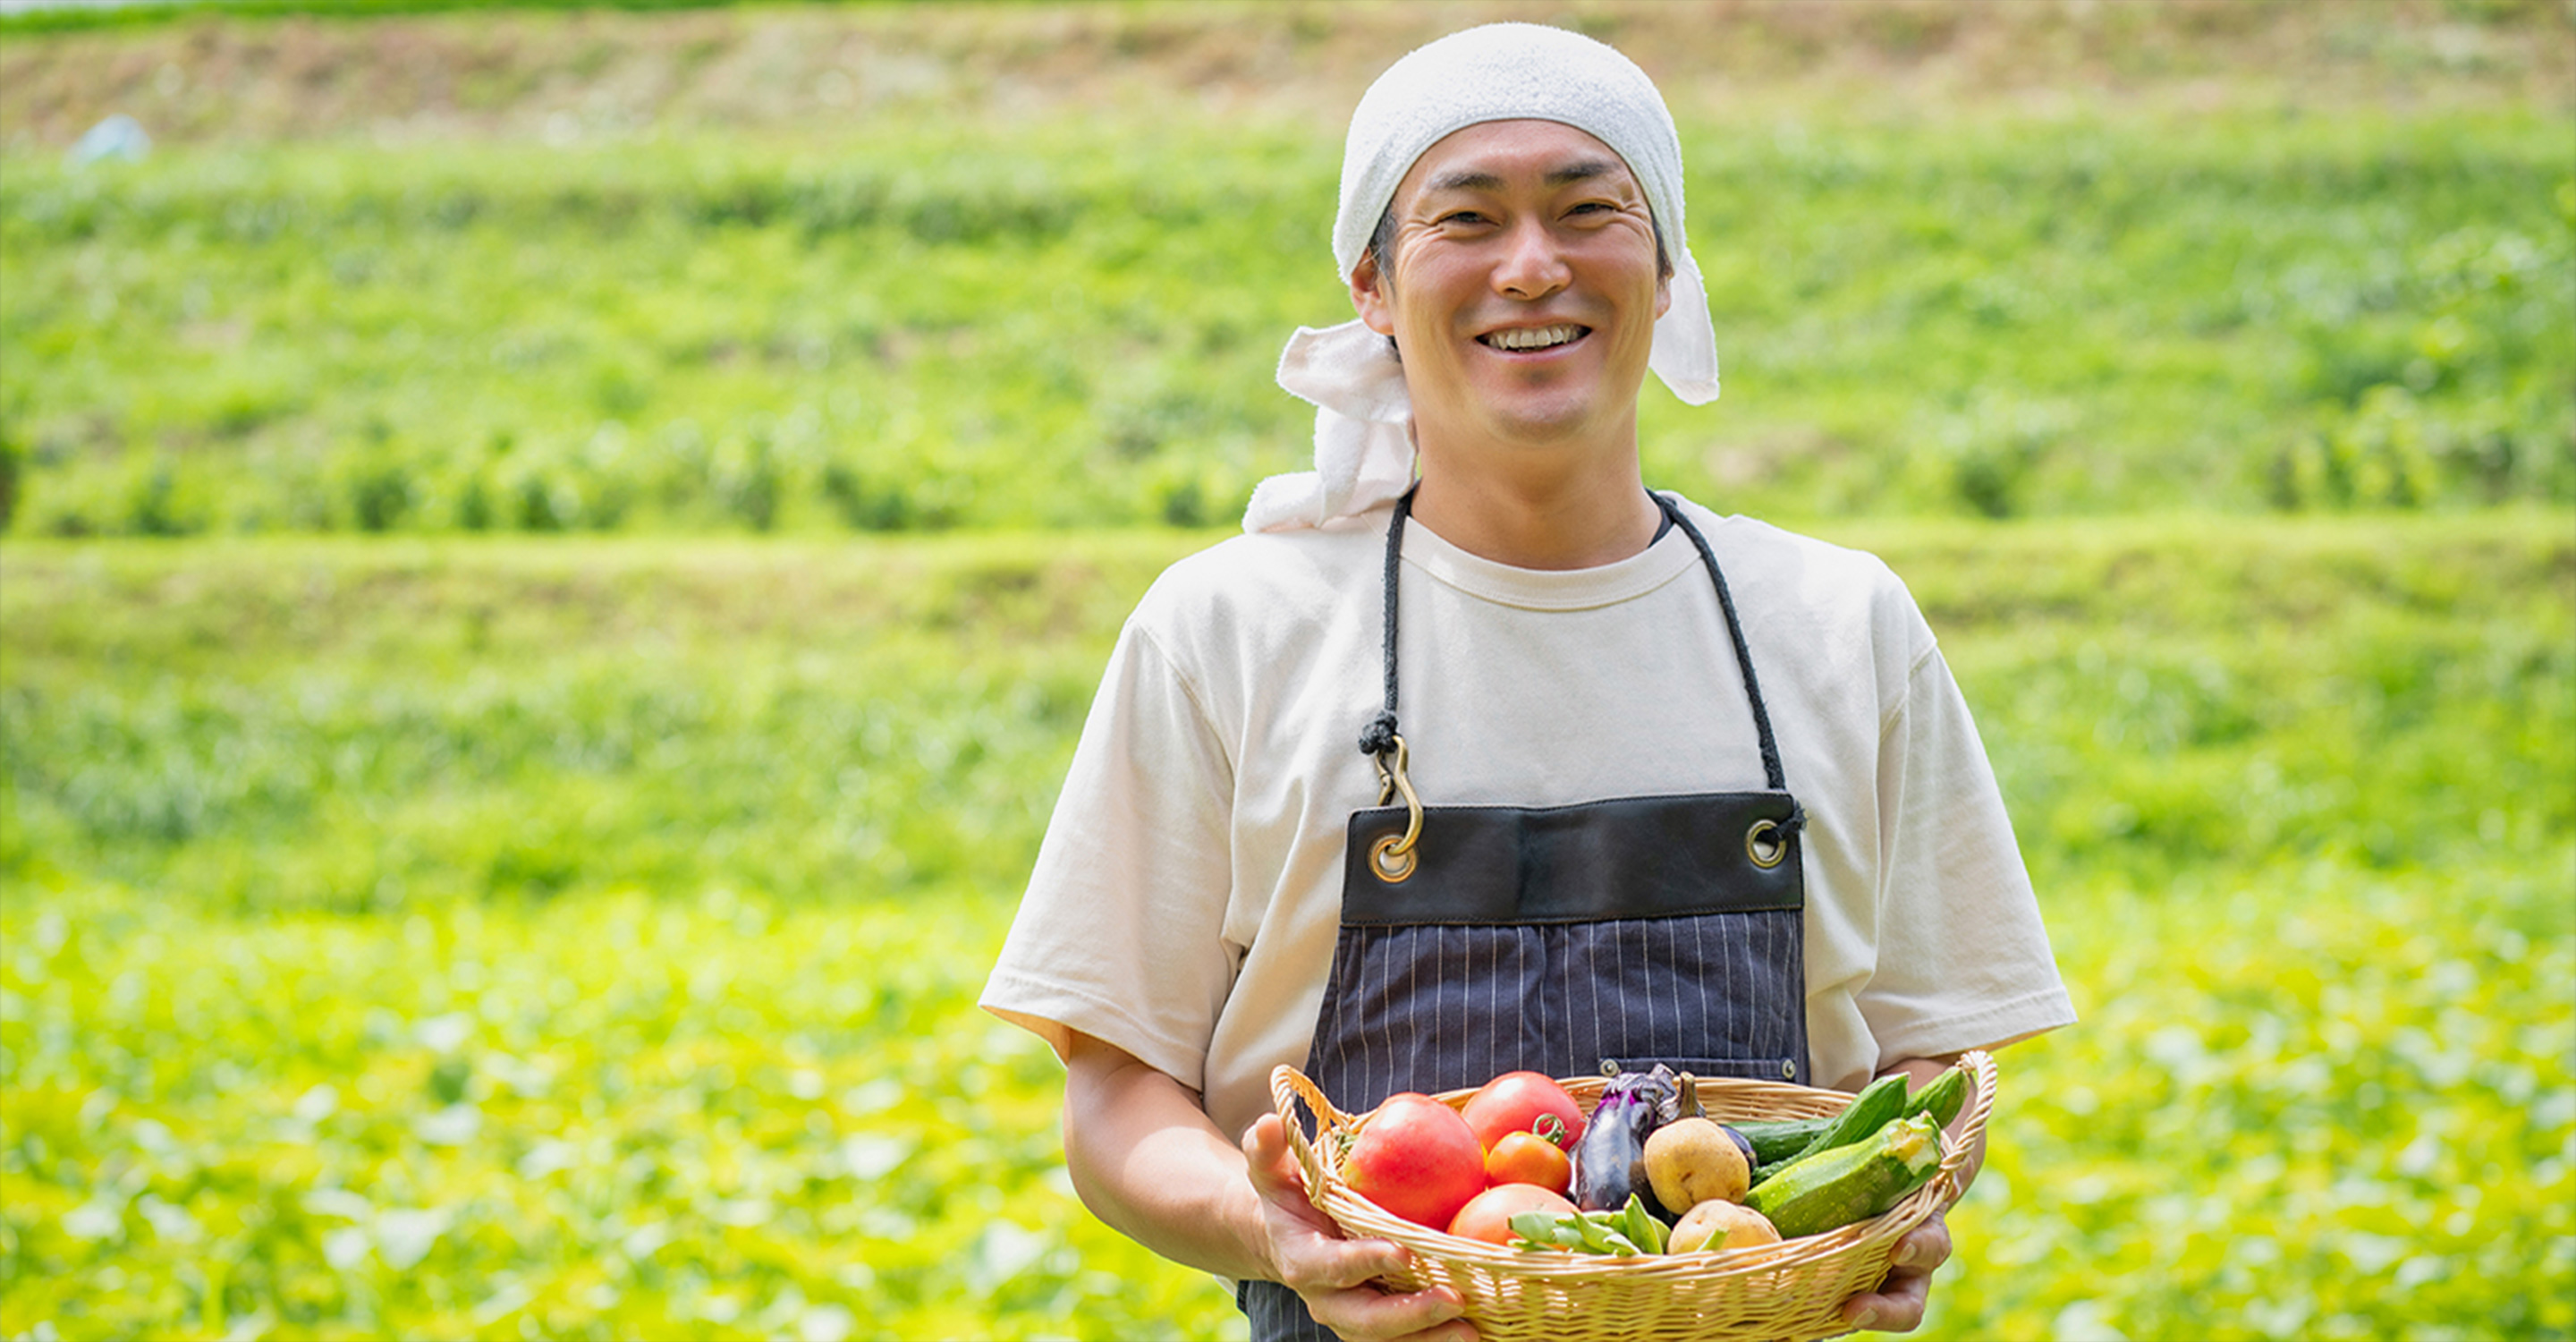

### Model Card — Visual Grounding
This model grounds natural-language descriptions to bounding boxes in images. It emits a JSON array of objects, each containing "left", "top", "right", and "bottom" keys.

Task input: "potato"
[
  {"left": 1669, "top": 1199, "right": 1784, "bottom": 1254},
  {"left": 1643, "top": 1117, "right": 1750, "bottom": 1211}
]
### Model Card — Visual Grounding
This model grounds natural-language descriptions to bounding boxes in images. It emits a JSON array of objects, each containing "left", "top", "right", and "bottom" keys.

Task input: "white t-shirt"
[{"left": 982, "top": 497, "right": 2076, "bottom": 1144}]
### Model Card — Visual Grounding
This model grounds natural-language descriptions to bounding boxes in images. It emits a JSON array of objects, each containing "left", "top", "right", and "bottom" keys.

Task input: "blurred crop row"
[
  {"left": 6, "top": 107, "right": 2570, "bottom": 539},
  {"left": 3, "top": 518, "right": 2570, "bottom": 1338}
]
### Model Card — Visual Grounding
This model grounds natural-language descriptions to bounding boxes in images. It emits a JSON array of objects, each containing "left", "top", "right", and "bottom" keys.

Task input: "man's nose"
[{"left": 1490, "top": 217, "right": 1572, "bottom": 300}]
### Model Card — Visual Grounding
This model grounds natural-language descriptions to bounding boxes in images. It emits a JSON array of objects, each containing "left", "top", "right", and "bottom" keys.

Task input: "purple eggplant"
[{"left": 1570, "top": 1064, "right": 1695, "bottom": 1215}]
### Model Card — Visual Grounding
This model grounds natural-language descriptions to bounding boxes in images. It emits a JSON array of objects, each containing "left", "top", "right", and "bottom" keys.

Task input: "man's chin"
[{"left": 1473, "top": 403, "right": 1617, "bottom": 451}]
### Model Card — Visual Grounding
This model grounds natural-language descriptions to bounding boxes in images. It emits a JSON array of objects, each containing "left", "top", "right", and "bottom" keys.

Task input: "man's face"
[{"left": 1351, "top": 119, "right": 1672, "bottom": 459}]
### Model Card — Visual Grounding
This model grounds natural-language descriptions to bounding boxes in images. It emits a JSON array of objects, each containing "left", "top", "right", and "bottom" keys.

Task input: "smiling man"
[
  {"left": 1354, "top": 118, "right": 1674, "bottom": 573},
  {"left": 982, "top": 24, "right": 2074, "bottom": 1342}
]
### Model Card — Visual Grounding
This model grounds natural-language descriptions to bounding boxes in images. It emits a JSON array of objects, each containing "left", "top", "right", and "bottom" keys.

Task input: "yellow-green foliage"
[{"left": 3, "top": 515, "right": 2570, "bottom": 1338}]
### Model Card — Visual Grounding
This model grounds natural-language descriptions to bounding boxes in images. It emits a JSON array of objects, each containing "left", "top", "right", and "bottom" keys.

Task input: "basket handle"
[
  {"left": 1929, "top": 1049, "right": 2000, "bottom": 1204},
  {"left": 1270, "top": 1064, "right": 1352, "bottom": 1210}
]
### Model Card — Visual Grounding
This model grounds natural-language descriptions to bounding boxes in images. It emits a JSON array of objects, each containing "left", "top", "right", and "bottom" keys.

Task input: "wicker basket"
[{"left": 1270, "top": 1051, "right": 1996, "bottom": 1342}]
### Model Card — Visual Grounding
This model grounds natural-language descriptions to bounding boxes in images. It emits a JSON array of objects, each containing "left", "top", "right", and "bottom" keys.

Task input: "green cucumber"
[
  {"left": 1902, "top": 1065, "right": 1970, "bottom": 1131},
  {"left": 1745, "top": 1113, "right": 1943, "bottom": 1238},
  {"left": 1785, "top": 1072, "right": 1911, "bottom": 1165},
  {"left": 1729, "top": 1115, "right": 1836, "bottom": 1166}
]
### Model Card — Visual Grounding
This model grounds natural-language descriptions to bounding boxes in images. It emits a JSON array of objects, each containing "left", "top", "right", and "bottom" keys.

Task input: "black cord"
[{"left": 1357, "top": 484, "right": 1418, "bottom": 760}]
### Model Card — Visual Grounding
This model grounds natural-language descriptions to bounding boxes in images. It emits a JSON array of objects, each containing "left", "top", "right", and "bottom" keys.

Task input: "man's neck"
[{"left": 1407, "top": 454, "right": 1665, "bottom": 571}]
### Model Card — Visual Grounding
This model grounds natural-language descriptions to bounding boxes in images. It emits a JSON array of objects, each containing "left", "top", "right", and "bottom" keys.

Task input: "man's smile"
[{"left": 1476, "top": 323, "right": 1590, "bottom": 352}]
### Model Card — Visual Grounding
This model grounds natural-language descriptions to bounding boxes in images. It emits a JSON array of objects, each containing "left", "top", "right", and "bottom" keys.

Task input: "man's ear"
[
  {"left": 1351, "top": 251, "right": 1398, "bottom": 336},
  {"left": 1654, "top": 270, "right": 1673, "bottom": 322}
]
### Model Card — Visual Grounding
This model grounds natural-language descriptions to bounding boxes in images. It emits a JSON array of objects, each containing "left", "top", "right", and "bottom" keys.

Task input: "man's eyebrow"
[
  {"left": 1422, "top": 159, "right": 1626, "bottom": 194},
  {"left": 1546, "top": 159, "right": 1623, "bottom": 187}
]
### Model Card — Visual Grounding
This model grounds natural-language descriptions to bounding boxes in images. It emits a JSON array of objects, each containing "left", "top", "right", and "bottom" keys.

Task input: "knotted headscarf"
[{"left": 1242, "top": 22, "right": 1721, "bottom": 532}]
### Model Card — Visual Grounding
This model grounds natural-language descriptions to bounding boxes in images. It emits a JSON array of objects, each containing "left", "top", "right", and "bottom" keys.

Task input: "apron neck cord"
[
  {"left": 1358, "top": 483, "right": 1419, "bottom": 760},
  {"left": 1657, "top": 493, "right": 1798, "bottom": 820}
]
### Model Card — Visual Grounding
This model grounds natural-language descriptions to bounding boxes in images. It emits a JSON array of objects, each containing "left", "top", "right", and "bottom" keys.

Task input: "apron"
[{"left": 1241, "top": 489, "right": 1810, "bottom": 1340}]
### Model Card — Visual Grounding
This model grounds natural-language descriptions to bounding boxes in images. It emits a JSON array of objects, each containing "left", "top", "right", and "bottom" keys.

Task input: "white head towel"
[{"left": 1243, "top": 21, "right": 1720, "bottom": 532}]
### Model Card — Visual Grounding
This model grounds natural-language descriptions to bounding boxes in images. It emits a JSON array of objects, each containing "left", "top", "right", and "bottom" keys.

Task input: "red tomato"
[
  {"left": 1483, "top": 1129, "right": 1572, "bottom": 1195},
  {"left": 1461, "top": 1071, "right": 1586, "bottom": 1153},
  {"left": 1343, "top": 1093, "right": 1487, "bottom": 1230},
  {"left": 1445, "top": 1183, "right": 1578, "bottom": 1246}
]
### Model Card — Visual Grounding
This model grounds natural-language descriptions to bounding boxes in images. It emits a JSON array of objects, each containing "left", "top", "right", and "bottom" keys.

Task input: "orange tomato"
[
  {"left": 1446, "top": 1183, "right": 1578, "bottom": 1245},
  {"left": 1483, "top": 1129, "right": 1572, "bottom": 1195}
]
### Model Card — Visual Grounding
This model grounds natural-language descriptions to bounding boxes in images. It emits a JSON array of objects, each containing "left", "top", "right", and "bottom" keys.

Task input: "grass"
[{"left": 4, "top": 111, "right": 2569, "bottom": 535}]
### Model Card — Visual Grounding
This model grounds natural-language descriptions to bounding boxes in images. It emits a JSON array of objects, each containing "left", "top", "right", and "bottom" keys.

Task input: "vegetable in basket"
[
  {"left": 1460, "top": 1070, "right": 1587, "bottom": 1151},
  {"left": 1749, "top": 1063, "right": 1974, "bottom": 1183},
  {"left": 1668, "top": 1199, "right": 1781, "bottom": 1253},
  {"left": 1902, "top": 1062, "right": 1971, "bottom": 1131},
  {"left": 1570, "top": 1063, "right": 1694, "bottom": 1215},
  {"left": 1744, "top": 1111, "right": 1943, "bottom": 1238},
  {"left": 1730, "top": 1113, "right": 1838, "bottom": 1167},
  {"left": 1507, "top": 1193, "right": 1671, "bottom": 1256},
  {"left": 1448, "top": 1184, "right": 1578, "bottom": 1246},
  {"left": 1341, "top": 1091, "right": 1487, "bottom": 1230},
  {"left": 1642, "top": 1116, "right": 1753, "bottom": 1211},
  {"left": 1784, "top": 1071, "right": 1910, "bottom": 1165}
]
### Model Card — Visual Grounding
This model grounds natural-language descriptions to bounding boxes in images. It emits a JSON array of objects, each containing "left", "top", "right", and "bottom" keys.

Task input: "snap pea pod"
[{"left": 1507, "top": 1195, "right": 1668, "bottom": 1256}]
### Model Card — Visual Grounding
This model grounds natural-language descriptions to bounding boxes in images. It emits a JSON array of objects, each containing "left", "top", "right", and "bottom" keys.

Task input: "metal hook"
[{"left": 1369, "top": 735, "right": 1422, "bottom": 882}]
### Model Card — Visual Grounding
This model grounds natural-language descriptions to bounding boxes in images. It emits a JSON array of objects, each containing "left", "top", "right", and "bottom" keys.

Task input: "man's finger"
[
  {"left": 1891, "top": 1216, "right": 1953, "bottom": 1271},
  {"left": 1843, "top": 1272, "right": 1931, "bottom": 1334},
  {"left": 1841, "top": 1215, "right": 1949, "bottom": 1332},
  {"left": 1277, "top": 1229, "right": 1412, "bottom": 1295},
  {"left": 1307, "top": 1280, "right": 1475, "bottom": 1342},
  {"left": 1244, "top": 1115, "right": 1348, "bottom": 1236},
  {"left": 1242, "top": 1114, "right": 1305, "bottom": 1194}
]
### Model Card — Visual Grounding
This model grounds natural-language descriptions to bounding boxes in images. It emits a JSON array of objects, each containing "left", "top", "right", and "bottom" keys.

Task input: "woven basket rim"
[{"left": 1272, "top": 1052, "right": 1997, "bottom": 1290}]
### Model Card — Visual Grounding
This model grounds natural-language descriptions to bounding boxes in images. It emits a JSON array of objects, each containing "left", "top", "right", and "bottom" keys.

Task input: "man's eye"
[{"left": 1439, "top": 211, "right": 1488, "bottom": 225}]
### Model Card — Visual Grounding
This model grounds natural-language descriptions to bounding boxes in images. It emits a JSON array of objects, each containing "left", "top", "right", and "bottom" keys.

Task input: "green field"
[
  {"left": 5, "top": 2, "right": 2576, "bottom": 1338},
  {"left": 5, "top": 516, "right": 2571, "bottom": 1339},
  {"left": 4, "top": 7, "right": 2572, "bottom": 534}
]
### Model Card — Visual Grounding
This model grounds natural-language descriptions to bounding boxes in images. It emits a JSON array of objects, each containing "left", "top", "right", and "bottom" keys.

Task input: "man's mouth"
[{"left": 1478, "top": 324, "right": 1589, "bottom": 352}]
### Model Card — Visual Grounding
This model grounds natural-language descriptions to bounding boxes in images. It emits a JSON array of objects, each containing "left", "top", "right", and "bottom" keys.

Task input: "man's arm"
[
  {"left": 1838, "top": 1053, "right": 1989, "bottom": 1334},
  {"left": 1059, "top": 1031, "right": 1476, "bottom": 1342}
]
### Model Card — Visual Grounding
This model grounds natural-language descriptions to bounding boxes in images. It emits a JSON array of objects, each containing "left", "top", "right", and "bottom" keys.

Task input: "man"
[{"left": 982, "top": 24, "right": 2074, "bottom": 1341}]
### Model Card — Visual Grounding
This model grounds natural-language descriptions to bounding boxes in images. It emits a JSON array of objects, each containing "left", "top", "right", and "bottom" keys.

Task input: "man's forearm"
[{"left": 1061, "top": 1032, "right": 1276, "bottom": 1282}]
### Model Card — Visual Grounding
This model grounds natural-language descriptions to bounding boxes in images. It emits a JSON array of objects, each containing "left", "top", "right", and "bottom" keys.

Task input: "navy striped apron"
[{"left": 1241, "top": 490, "right": 1809, "bottom": 1340}]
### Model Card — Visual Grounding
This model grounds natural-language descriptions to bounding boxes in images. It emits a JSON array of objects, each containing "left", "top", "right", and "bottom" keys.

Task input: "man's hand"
[
  {"left": 1060, "top": 1032, "right": 1474, "bottom": 1341},
  {"left": 1241, "top": 1114, "right": 1478, "bottom": 1342},
  {"left": 1839, "top": 1213, "right": 1951, "bottom": 1334}
]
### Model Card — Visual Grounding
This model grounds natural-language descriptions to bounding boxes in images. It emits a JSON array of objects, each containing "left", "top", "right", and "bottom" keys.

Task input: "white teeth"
[{"left": 1483, "top": 324, "right": 1583, "bottom": 351}]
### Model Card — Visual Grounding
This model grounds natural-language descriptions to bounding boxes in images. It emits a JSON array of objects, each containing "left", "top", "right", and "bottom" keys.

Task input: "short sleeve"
[
  {"left": 979, "top": 619, "right": 1241, "bottom": 1093},
  {"left": 1859, "top": 648, "right": 2078, "bottom": 1068}
]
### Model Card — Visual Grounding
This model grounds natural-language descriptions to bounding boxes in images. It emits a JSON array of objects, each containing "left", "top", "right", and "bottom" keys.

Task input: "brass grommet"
[
  {"left": 1746, "top": 819, "right": 1787, "bottom": 870},
  {"left": 1370, "top": 832, "right": 1417, "bottom": 884}
]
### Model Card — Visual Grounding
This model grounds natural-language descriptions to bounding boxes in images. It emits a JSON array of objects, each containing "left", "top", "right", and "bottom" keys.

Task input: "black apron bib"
[{"left": 1241, "top": 491, "right": 1811, "bottom": 1340}]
